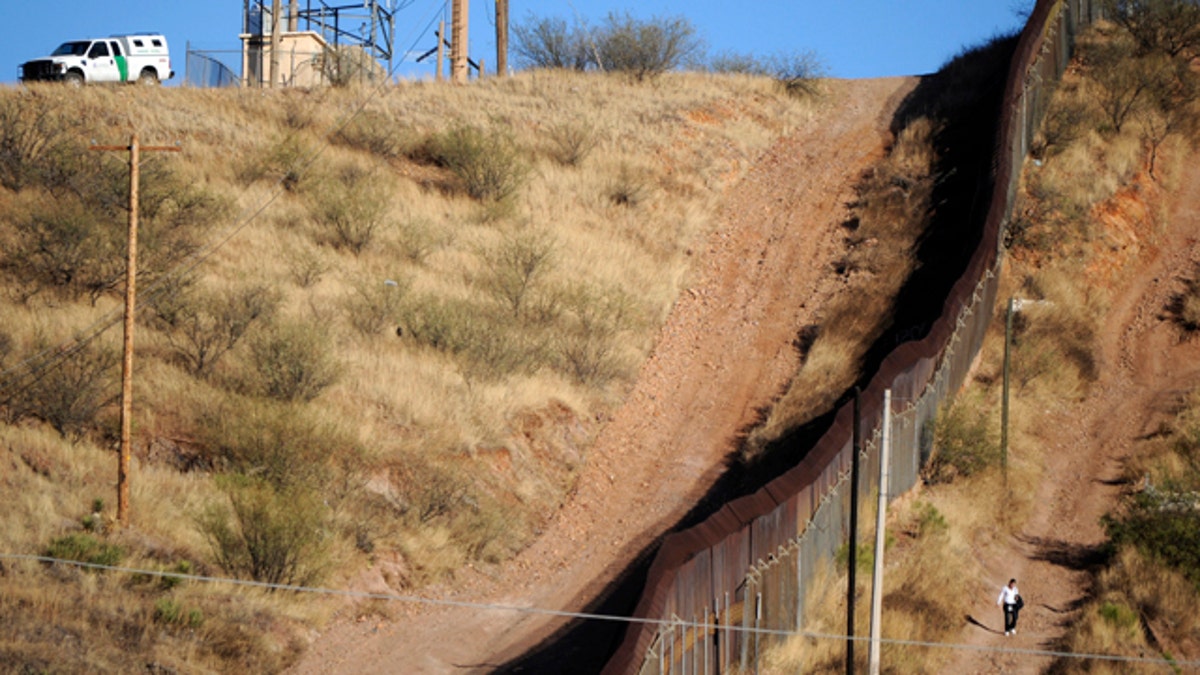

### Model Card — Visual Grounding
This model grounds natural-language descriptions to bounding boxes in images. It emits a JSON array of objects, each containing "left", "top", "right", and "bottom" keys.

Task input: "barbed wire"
[{"left": 2, "top": 552, "right": 1197, "bottom": 669}]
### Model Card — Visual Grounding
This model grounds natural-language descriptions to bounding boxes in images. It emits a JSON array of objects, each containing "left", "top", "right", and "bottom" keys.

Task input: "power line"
[{"left": 2, "top": 552, "right": 1197, "bottom": 670}]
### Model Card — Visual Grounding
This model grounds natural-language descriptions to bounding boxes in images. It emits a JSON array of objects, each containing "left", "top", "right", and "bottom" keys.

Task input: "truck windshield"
[{"left": 51, "top": 42, "right": 91, "bottom": 56}]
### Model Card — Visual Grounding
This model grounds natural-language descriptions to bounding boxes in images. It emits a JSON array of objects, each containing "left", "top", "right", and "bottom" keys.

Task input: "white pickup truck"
[{"left": 19, "top": 34, "right": 174, "bottom": 85}]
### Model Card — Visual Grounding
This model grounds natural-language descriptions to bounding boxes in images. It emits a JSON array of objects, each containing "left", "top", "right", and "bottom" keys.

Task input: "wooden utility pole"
[
  {"left": 496, "top": 0, "right": 508, "bottom": 77},
  {"left": 436, "top": 20, "right": 446, "bottom": 81},
  {"left": 451, "top": 0, "right": 468, "bottom": 83},
  {"left": 270, "top": 0, "right": 282, "bottom": 87},
  {"left": 91, "top": 135, "right": 181, "bottom": 527},
  {"left": 288, "top": 0, "right": 299, "bottom": 31}
]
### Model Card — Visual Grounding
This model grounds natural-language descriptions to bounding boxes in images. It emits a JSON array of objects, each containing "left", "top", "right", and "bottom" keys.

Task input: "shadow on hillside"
[{"left": 497, "top": 34, "right": 1020, "bottom": 675}]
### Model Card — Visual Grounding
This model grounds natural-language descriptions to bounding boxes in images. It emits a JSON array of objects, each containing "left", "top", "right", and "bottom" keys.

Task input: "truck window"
[
  {"left": 152, "top": 39, "right": 163, "bottom": 48},
  {"left": 109, "top": 41, "right": 122, "bottom": 56},
  {"left": 132, "top": 39, "right": 144, "bottom": 48},
  {"left": 52, "top": 41, "right": 90, "bottom": 56},
  {"left": 88, "top": 42, "right": 110, "bottom": 59}
]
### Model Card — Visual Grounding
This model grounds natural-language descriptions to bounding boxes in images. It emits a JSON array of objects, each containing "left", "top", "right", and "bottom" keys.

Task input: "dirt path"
[
  {"left": 288, "top": 76, "right": 916, "bottom": 674},
  {"left": 949, "top": 159, "right": 1200, "bottom": 673}
]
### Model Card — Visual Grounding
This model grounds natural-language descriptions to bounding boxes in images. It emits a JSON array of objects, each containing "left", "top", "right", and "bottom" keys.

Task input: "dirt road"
[
  {"left": 949, "top": 159, "right": 1200, "bottom": 673},
  {"left": 289, "top": 76, "right": 917, "bottom": 674}
]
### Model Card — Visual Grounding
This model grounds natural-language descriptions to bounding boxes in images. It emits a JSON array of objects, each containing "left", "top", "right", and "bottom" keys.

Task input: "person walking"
[{"left": 997, "top": 578, "right": 1022, "bottom": 635}]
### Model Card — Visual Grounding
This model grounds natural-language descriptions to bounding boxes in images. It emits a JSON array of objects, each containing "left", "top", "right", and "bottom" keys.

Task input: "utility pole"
[
  {"left": 451, "top": 0, "right": 468, "bottom": 83},
  {"left": 868, "top": 388, "right": 892, "bottom": 675},
  {"left": 436, "top": 21, "right": 446, "bottom": 81},
  {"left": 847, "top": 387, "right": 862, "bottom": 675},
  {"left": 496, "top": 0, "right": 508, "bottom": 77},
  {"left": 90, "top": 135, "right": 181, "bottom": 527},
  {"left": 1001, "top": 296, "right": 1014, "bottom": 489},
  {"left": 270, "top": 0, "right": 282, "bottom": 87}
]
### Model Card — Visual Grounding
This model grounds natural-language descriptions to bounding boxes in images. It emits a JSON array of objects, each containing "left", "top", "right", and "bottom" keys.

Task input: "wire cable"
[{"left": 2, "top": 552, "right": 1197, "bottom": 669}]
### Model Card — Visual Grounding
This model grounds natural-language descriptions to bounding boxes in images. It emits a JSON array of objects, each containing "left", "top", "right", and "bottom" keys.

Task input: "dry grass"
[
  {"left": 0, "top": 69, "right": 815, "bottom": 669},
  {"left": 745, "top": 115, "right": 936, "bottom": 455},
  {"left": 763, "top": 494, "right": 977, "bottom": 673}
]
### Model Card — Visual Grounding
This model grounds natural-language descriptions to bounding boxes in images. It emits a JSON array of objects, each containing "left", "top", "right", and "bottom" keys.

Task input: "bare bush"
[
  {"left": 1103, "top": 0, "right": 1200, "bottom": 58},
  {"left": 152, "top": 283, "right": 278, "bottom": 376},
  {"left": 5, "top": 338, "right": 118, "bottom": 439},
  {"left": 512, "top": 15, "right": 592, "bottom": 70},
  {"left": 0, "top": 93, "right": 81, "bottom": 192},
  {"left": 595, "top": 12, "right": 702, "bottom": 81},
  {"left": 555, "top": 283, "right": 637, "bottom": 385},
  {"left": 479, "top": 229, "right": 557, "bottom": 319},
  {"left": 333, "top": 110, "right": 403, "bottom": 159}
]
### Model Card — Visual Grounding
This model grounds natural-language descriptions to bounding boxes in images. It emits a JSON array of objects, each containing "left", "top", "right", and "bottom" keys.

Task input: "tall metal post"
[
  {"left": 90, "top": 136, "right": 181, "bottom": 527},
  {"left": 868, "top": 389, "right": 892, "bottom": 675},
  {"left": 451, "top": 0, "right": 468, "bottom": 83},
  {"left": 1002, "top": 296, "right": 1014, "bottom": 487}
]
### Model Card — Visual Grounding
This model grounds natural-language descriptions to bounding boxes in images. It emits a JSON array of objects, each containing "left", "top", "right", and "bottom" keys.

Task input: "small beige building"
[{"left": 240, "top": 29, "right": 330, "bottom": 87}]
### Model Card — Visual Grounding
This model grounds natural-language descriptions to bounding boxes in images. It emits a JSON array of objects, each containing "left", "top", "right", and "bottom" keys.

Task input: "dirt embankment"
[
  {"left": 289, "top": 76, "right": 917, "bottom": 674},
  {"left": 949, "top": 158, "right": 1200, "bottom": 673}
]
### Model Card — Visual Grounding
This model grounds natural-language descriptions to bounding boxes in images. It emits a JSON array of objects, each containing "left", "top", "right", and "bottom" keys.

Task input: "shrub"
[
  {"left": 310, "top": 164, "right": 392, "bottom": 254},
  {"left": 1103, "top": 0, "right": 1200, "bottom": 58},
  {"left": 319, "top": 44, "right": 387, "bottom": 86},
  {"left": 1170, "top": 274, "right": 1200, "bottom": 332},
  {"left": 333, "top": 109, "right": 403, "bottom": 159},
  {"left": 424, "top": 124, "right": 528, "bottom": 203},
  {"left": 152, "top": 283, "right": 279, "bottom": 376},
  {"left": 511, "top": 15, "right": 592, "bottom": 70},
  {"left": 396, "top": 216, "right": 451, "bottom": 263},
  {"left": 925, "top": 400, "right": 999, "bottom": 484},
  {"left": 249, "top": 319, "right": 339, "bottom": 403},
  {"left": 238, "top": 135, "right": 312, "bottom": 191},
  {"left": 0, "top": 93, "right": 81, "bottom": 192},
  {"left": 4, "top": 338, "right": 119, "bottom": 439},
  {"left": 606, "top": 164, "right": 651, "bottom": 207},
  {"left": 46, "top": 533, "right": 123, "bottom": 568},
  {"left": 765, "top": 51, "right": 826, "bottom": 99},
  {"left": 707, "top": 51, "right": 771, "bottom": 75},
  {"left": 1103, "top": 489, "right": 1200, "bottom": 588},
  {"left": 546, "top": 121, "right": 598, "bottom": 167},
  {"left": 595, "top": 12, "right": 702, "bottom": 81},
  {"left": 1, "top": 194, "right": 124, "bottom": 304},
  {"left": 195, "top": 478, "right": 330, "bottom": 587},
  {"left": 478, "top": 229, "right": 557, "bottom": 319},
  {"left": 344, "top": 275, "right": 408, "bottom": 336},
  {"left": 554, "top": 282, "right": 638, "bottom": 385},
  {"left": 194, "top": 398, "right": 346, "bottom": 491}
]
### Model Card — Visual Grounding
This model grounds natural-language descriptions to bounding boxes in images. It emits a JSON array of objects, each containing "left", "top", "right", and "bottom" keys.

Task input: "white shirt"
[{"left": 997, "top": 584, "right": 1020, "bottom": 606}]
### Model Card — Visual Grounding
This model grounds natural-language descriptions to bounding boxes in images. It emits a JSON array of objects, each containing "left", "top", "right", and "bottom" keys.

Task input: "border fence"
[{"left": 605, "top": 1, "right": 1104, "bottom": 672}]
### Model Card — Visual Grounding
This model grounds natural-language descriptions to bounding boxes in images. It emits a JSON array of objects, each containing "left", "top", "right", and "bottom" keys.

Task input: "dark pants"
[{"left": 1004, "top": 603, "right": 1018, "bottom": 632}]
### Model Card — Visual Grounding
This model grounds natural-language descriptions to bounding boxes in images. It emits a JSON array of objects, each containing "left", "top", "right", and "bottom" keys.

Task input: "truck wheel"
[
  {"left": 64, "top": 71, "right": 84, "bottom": 87},
  {"left": 137, "top": 69, "right": 159, "bottom": 85}
]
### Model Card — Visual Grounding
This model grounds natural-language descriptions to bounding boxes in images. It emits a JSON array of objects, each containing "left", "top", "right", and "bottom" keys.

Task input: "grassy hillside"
[{"left": 0, "top": 71, "right": 821, "bottom": 670}]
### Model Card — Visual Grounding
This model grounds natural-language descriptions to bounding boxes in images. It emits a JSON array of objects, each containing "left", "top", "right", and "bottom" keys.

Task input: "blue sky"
[{"left": 4, "top": 1, "right": 1032, "bottom": 85}]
